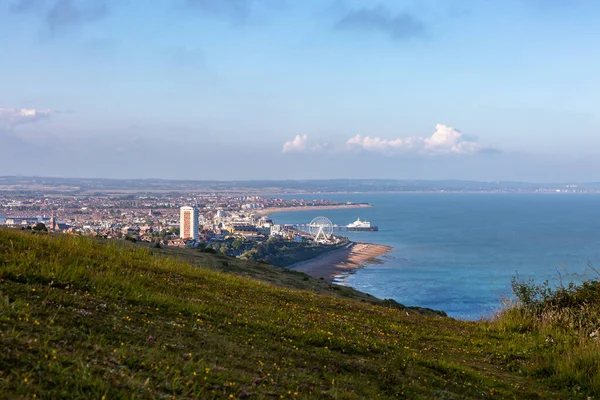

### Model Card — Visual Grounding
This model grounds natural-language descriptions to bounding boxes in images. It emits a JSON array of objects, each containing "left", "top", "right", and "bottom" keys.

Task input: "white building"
[
  {"left": 214, "top": 209, "right": 227, "bottom": 223},
  {"left": 180, "top": 206, "right": 199, "bottom": 240},
  {"left": 270, "top": 224, "right": 284, "bottom": 237}
]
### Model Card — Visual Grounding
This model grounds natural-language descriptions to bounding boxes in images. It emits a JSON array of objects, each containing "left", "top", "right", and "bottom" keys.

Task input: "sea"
[{"left": 268, "top": 193, "right": 600, "bottom": 320}]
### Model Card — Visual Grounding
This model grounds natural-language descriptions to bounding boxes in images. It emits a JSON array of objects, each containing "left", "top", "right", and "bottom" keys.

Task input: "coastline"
[
  {"left": 252, "top": 203, "right": 372, "bottom": 216},
  {"left": 288, "top": 242, "right": 392, "bottom": 283}
]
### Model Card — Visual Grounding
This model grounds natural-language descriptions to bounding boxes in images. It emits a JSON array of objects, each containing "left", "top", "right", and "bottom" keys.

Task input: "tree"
[
  {"left": 220, "top": 244, "right": 230, "bottom": 255},
  {"left": 32, "top": 223, "right": 48, "bottom": 232},
  {"left": 265, "top": 239, "right": 278, "bottom": 254},
  {"left": 232, "top": 239, "right": 243, "bottom": 251}
]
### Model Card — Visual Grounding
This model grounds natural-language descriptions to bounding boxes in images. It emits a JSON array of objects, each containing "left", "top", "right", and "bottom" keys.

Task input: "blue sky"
[{"left": 1, "top": 0, "right": 599, "bottom": 181}]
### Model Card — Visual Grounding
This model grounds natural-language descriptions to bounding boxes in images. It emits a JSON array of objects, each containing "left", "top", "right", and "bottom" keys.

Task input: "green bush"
[
  {"left": 32, "top": 223, "right": 48, "bottom": 232},
  {"left": 511, "top": 275, "right": 600, "bottom": 312},
  {"left": 492, "top": 272, "right": 600, "bottom": 393}
]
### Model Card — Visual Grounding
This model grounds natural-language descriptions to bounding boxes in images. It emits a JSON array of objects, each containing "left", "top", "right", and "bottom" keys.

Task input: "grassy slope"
[
  {"left": 140, "top": 244, "right": 444, "bottom": 316},
  {"left": 0, "top": 229, "right": 592, "bottom": 399}
]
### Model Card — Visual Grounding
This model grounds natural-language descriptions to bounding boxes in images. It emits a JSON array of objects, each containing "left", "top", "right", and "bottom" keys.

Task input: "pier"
[{"left": 284, "top": 223, "right": 378, "bottom": 232}]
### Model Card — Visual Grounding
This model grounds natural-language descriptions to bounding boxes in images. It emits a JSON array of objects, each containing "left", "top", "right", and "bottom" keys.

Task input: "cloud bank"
[
  {"left": 282, "top": 125, "right": 493, "bottom": 155},
  {"left": 0, "top": 107, "right": 52, "bottom": 130},
  {"left": 335, "top": 5, "right": 424, "bottom": 40},
  {"left": 347, "top": 124, "right": 494, "bottom": 155}
]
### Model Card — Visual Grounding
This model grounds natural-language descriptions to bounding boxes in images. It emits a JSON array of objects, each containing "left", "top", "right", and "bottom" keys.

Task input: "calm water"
[{"left": 269, "top": 193, "right": 600, "bottom": 319}]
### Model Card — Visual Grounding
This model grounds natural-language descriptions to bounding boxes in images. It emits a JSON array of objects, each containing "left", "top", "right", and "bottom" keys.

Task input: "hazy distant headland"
[{"left": 0, "top": 176, "right": 598, "bottom": 194}]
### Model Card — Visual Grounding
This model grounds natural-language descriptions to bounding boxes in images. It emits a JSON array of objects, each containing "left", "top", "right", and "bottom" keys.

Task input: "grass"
[
  {"left": 138, "top": 241, "right": 444, "bottom": 317},
  {"left": 488, "top": 275, "right": 600, "bottom": 394},
  {"left": 0, "top": 228, "right": 597, "bottom": 398}
]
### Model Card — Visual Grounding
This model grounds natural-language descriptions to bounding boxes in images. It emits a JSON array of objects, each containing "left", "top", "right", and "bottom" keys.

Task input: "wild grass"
[
  {"left": 0, "top": 228, "right": 596, "bottom": 398},
  {"left": 138, "top": 241, "right": 445, "bottom": 317},
  {"left": 489, "top": 272, "right": 600, "bottom": 395}
]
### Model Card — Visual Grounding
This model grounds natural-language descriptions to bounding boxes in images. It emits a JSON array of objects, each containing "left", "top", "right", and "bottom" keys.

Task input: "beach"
[
  {"left": 289, "top": 242, "right": 392, "bottom": 282},
  {"left": 253, "top": 203, "right": 372, "bottom": 216}
]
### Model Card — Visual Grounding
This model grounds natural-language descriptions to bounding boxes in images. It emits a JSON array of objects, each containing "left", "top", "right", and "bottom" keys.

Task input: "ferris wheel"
[{"left": 309, "top": 216, "right": 334, "bottom": 242}]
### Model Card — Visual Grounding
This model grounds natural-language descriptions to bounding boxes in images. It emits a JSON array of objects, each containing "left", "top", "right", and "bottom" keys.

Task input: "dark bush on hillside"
[
  {"left": 510, "top": 274, "right": 600, "bottom": 332},
  {"left": 32, "top": 223, "right": 48, "bottom": 232},
  {"left": 511, "top": 276, "right": 600, "bottom": 311}
]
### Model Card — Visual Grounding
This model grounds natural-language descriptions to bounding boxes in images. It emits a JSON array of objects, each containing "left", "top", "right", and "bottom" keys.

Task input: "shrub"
[
  {"left": 510, "top": 274, "right": 600, "bottom": 330},
  {"left": 493, "top": 272, "right": 600, "bottom": 393},
  {"left": 32, "top": 222, "right": 48, "bottom": 232}
]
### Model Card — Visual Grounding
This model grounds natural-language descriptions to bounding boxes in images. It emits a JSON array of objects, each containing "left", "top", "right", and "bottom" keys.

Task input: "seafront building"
[{"left": 179, "top": 206, "right": 199, "bottom": 240}]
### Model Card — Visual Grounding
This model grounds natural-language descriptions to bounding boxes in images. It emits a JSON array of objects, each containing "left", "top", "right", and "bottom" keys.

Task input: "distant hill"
[
  {"left": 2, "top": 176, "right": 599, "bottom": 194},
  {"left": 0, "top": 229, "right": 597, "bottom": 398}
]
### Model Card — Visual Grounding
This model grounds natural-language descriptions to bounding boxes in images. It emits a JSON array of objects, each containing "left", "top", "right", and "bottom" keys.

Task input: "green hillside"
[
  {"left": 137, "top": 242, "right": 445, "bottom": 317},
  {"left": 0, "top": 229, "right": 597, "bottom": 399}
]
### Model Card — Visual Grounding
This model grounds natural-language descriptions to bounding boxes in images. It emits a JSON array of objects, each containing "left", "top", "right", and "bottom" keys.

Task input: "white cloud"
[
  {"left": 346, "top": 124, "right": 492, "bottom": 155},
  {"left": 346, "top": 135, "right": 417, "bottom": 151},
  {"left": 424, "top": 124, "right": 484, "bottom": 154},
  {"left": 282, "top": 135, "right": 330, "bottom": 153},
  {"left": 0, "top": 107, "right": 52, "bottom": 129},
  {"left": 282, "top": 134, "right": 308, "bottom": 153}
]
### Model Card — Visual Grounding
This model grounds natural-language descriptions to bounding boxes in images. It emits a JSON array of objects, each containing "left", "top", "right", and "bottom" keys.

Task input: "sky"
[{"left": 1, "top": 0, "right": 600, "bottom": 181}]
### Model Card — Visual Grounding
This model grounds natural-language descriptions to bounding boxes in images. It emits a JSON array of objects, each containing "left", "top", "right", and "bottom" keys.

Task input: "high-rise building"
[{"left": 180, "top": 206, "right": 198, "bottom": 240}]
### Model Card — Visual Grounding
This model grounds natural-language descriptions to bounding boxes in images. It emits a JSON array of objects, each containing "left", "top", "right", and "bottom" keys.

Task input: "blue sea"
[{"left": 268, "top": 193, "right": 600, "bottom": 319}]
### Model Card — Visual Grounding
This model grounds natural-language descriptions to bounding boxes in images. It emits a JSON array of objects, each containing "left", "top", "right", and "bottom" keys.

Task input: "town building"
[
  {"left": 48, "top": 215, "right": 70, "bottom": 231},
  {"left": 180, "top": 206, "right": 199, "bottom": 240}
]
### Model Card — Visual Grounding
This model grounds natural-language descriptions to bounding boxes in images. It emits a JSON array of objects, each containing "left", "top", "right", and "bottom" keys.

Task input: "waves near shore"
[{"left": 289, "top": 242, "right": 392, "bottom": 283}]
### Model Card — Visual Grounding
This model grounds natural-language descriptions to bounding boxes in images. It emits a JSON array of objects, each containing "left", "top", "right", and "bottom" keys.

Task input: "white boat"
[{"left": 346, "top": 217, "right": 378, "bottom": 231}]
